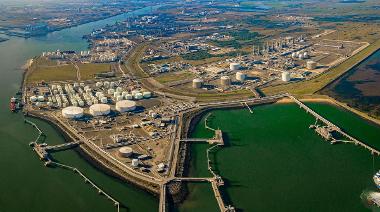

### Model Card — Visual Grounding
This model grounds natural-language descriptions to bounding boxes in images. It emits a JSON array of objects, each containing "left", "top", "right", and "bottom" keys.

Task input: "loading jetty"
[{"left": 288, "top": 94, "right": 380, "bottom": 156}]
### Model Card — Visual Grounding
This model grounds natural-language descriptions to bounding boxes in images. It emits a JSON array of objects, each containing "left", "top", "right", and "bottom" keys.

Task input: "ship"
[
  {"left": 374, "top": 171, "right": 380, "bottom": 189},
  {"left": 10, "top": 97, "right": 16, "bottom": 112}
]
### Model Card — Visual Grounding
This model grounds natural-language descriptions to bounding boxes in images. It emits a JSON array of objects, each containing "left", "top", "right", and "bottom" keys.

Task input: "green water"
[
  {"left": 0, "top": 6, "right": 161, "bottom": 212},
  {"left": 179, "top": 103, "right": 380, "bottom": 212}
]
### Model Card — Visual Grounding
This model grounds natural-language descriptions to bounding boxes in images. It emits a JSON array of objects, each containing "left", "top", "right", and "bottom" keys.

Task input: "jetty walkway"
[{"left": 288, "top": 94, "right": 380, "bottom": 155}]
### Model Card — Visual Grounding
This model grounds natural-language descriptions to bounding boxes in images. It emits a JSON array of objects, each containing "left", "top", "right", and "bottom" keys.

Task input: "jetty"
[
  {"left": 288, "top": 94, "right": 380, "bottom": 155},
  {"left": 180, "top": 130, "right": 224, "bottom": 145}
]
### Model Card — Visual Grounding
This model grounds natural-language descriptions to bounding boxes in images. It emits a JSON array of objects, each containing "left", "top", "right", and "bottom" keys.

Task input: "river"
[
  {"left": 0, "top": 6, "right": 161, "bottom": 212},
  {"left": 177, "top": 103, "right": 380, "bottom": 212}
]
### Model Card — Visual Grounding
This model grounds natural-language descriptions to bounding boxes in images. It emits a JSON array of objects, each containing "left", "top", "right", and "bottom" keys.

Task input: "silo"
[
  {"left": 306, "top": 61, "right": 317, "bottom": 70},
  {"left": 143, "top": 91, "right": 152, "bottom": 98},
  {"left": 236, "top": 72, "right": 247, "bottom": 82},
  {"left": 192, "top": 78, "right": 203, "bottom": 89},
  {"left": 281, "top": 71, "right": 291, "bottom": 82},
  {"left": 220, "top": 76, "right": 232, "bottom": 87},
  {"left": 89, "top": 104, "right": 111, "bottom": 116}
]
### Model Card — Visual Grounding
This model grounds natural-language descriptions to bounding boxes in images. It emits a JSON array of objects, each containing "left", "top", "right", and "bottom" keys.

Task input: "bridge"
[{"left": 288, "top": 94, "right": 380, "bottom": 156}]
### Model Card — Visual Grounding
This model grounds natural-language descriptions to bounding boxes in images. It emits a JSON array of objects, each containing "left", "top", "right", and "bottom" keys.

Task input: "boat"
[
  {"left": 10, "top": 97, "right": 17, "bottom": 112},
  {"left": 373, "top": 171, "right": 380, "bottom": 189}
]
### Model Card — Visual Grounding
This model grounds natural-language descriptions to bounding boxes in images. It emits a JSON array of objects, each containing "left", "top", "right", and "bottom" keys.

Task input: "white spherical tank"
[
  {"left": 306, "top": 60, "right": 317, "bottom": 70},
  {"left": 89, "top": 104, "right": 111, "bottom": 116},
  {"left": 281, "top": 71, "right": 291, "bottom": 82},
  {"left": 220, "top": 76, "right": 231, "bottom": 87},
  {"left": 116, "top": 100, "right": 136, "bottom": 113},
  {"left": 62, "top": 106, "right": 84, "bottom": 119},
  {"left": 236, "top": 72, "right": 247, "bottom": 82},
  {"left": 230, "top": 63, "right": 240, "bottom": 71},
  {"left": 192, "top": 78, "right": 204, "bottom": 89},
  {"left": 118, "top": 147, "right": 133, "bottom": 158}
]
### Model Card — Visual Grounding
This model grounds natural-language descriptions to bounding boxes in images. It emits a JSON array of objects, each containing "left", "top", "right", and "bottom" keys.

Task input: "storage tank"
[
  {"left": 298, "top": 54, "right": 304, "bottom": 60},
  {"left": 303, "top": 52, "right": 309, "bottom": 59},
  {"left": 281, "top": 71, "right": 291, "bottom": 82},
  {"left": 192, "top": 78, "right": 203, "bottom": 89},
  {"left": 116, "top": 95, "right": 123, "bottom": 101},
  {"left": 236, "top": 72, "right": 247, "bottom": 82},
  {"left": 37, "top": 96, "right": 45, "bottom": 102},
  {"left": 131, "top": 159, "right": 139, "bottom": 167},
  {"left": 306, "top": 60, "right": 317, "bottom": 70},
  {"left": 230, "top": 62, "right": 240, "bottom": 71},
  {"left": 134, "top": 93, "right": 143, "bottom": 100},
  {"left": 62, "top": 106, "right": 84, "bottom": 119},
  {"left": 30, "top": 96, "right": 38, "bottom": 102},
  {"left": 291, "top": 52, "right": 297, "bottom": 58},
  {"left": 118, "top": 147, "right": 133, "bottom": 158},
  {"left": 116, "top": 87, "right": 123, "bottom": 93},
  {"left": 125, "top": 94, "right": 133, "bottom": 100},
  {"left": 89, "top": 104, "right": 111, "bottom": 116},
  {"left": 143, "top": 91, "right": 152, "bottom": 99},
  {"left": 116, "top": 100, "right": 136, "bottom": 113},
  {"left": 220, "top": 76, "right": 231, "bottom": 87},
  {"left": 100, "top": 97, "right": 108, "bottom": 104}
]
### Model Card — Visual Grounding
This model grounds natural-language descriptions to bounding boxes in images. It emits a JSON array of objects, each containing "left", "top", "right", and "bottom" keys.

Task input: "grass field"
[
  {"left": 78, "top": 63, "right": 113, "bottom": 80},
  {"left": 26, "top": 58, "right": 76, "bottom": 83},
  {"left": 261, "top": 39, "right": 380, "bottom": 97},
  {"left": 154, "top": 71, "right": 195, "bottom": 84}
]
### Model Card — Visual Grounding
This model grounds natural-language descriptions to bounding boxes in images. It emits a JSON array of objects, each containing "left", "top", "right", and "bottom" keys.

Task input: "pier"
[
  {"left": 180, "top": 129, "right": 224, "bottom": 145},
  {"left": 158, "top": 184, "right": 167, "bottom": 212},
  {"left": 242, "top": 102, "right": 253, "bottom": 113},
  {"left": 288, "top": 94, "right": 380, "bottom": 156}
]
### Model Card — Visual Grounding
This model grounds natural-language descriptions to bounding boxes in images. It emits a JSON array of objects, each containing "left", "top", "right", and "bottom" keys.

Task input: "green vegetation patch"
[
  {"left": 155, "top": 71, "right": 195, "bottom": 84},
  {"left": 78, "top": 63, "right": 114, "bottom": 80}
]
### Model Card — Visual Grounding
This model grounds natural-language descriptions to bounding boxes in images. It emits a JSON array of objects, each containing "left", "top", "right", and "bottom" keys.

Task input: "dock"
[
  {"left": 180, "top": 130, "right": 224, "bottom": 145},
  {"left": 242, "top": 102, "right": 253, "bottom": 113},
  {"left": 288, "top": 94, "right": 380, "bottom": 156}
]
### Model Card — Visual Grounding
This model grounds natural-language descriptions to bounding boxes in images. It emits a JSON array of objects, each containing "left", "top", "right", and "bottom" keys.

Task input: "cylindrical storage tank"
[
  {"left": 131, "top": 159, "right": 139, "bottom": 167},
  {"left": 30, "top": 96, "right": 38, "bottom": 102},
  {"left": 116, "top": 87, "right": 123, "bottom": 93},
  {"left": 281, "top": 71, "right": 291, "bottom": 82},
  {"left": 110, "top": 82, "right": 116, "bottom": 88},
  {"left": 131, "top": 90, "right": 139, "bottom": 96},
  {"left": 118, "top": 147, "right": 133, "bottom": 158},
  {"left": 134, "top": 93, "right": 143, "bottom": 100},
  {"left": 116, "top": 95, "right": 123, "bottom": 101},
  {"left": 220, "top": 76, "right": 231, "bottom": 87},
  {"left": 96, "top": 82, "right": 102, "bottom": 87},
  {"left": 230, "top": 62, "right": 240, "bottom": 71},
  {"left": 236, "top": 72, "right": 247, "bottom": 82},
  {"left": 78, "top": 100, "right": 85, "bottom": 107},
  {"left": 192, "top": 78, "right": 203, "bottom": 89},
  {"left": 303, "top": 52, "right": 309, "bottom": 59},
  {"left": 298, "top": 54, "right": 304, "bottom": 60},
  {"left": 95, "top": 92, "right": 103, "bottom": 98},
  {"left": 143, "top": 91, "right": 152, "bottom": 99},
  {"left": 38, "top": 96, "right": 45, "bottom": 102},
  {"left": 61, "top": 106, "right": 84, "bottom": 119},
  {"left": 113, "top": 92, "right": 121, "bottom": 98},
  {"left": 291, "top": 52, "right": 297, "bottom": 58},
  {"left": 116, "top": 100, "right": 136, "bottom": 113},
  {"left": 100, "top": 97, "right": 108, "bottom": 104},
  {"left": 89, "top": 104, "right": 111, "bottom": 116},
  {"left": 103, "top": 81, "right": 110, "bottom": 88},
  {"left": 306, "top": 60, "right": 317, "bottom": 70},
  {"left": 125, "top": 94, "right": 133, "bottom": 100},
  {"left": 108, "top": 89, "right": 115, "bottom": 95},
  {"left": 121, "top": 91, "right": 128, "bottom": 97}
]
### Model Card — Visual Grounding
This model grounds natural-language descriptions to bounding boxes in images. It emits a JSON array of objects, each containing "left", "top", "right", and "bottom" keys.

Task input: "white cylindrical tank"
[
  {"left": 220, "top": 76, "right": 231, "bottom": 87},
  {"left": 230, "top": 63, "right": 240, "bottom": 71},
  {"left": 116, "top": 100, "right": 136, "bottom": 113},
  {"left": 303, "top": 52, "right": 309, "bottom": 59},
  {"left": 62, "top": 106, "right": 84, "bottom": 119},
  {"left": 38, "top": 96, "right": 45, "bottom": 102},
  {"left": 236, "top": 72, "right": 247, "bottom": 82},
  {"left": 298, "top": 54, "right": 304, "bottom": 60},
  {"left": 30, "top": 96, "right": 38, "bottom": 102},
  {"left": 192, "top": 78, "right": 203, "bottom": 89},
  {"left": 100, "top": 97, "right": 108, "bottom": 104},
  {"left": 143, "top": 91, "right": 152, "bottom": 99},
  {"left": 116, "top": 95, "right": 123, "bottom": 101},
  {"left": 281, "top": 71, "right": 291, "bottom": 82},
  {"left": 118, "top": 147, "right": 133, "bottom": 158},
  {"left": 291, "top": 52, "right": 297, "bottom": 58},
  {"left": 116, "top": 87, "right": 123, "bottom": 93},
  {"left": 131, "top": 159, "right": 139, "bottom": 167},
  {"left": 89, "top": 104, "right": 111, "bottom": 116},
  {"left": 134, "top": 93, "right": 143, "bottom": 100},
  {"left": 108, "top": 89, "right": 115, "bottom": 95},
  {"left": 125, "top": 94, "right": 133, "bottom": 100},
  {"left": 306, "top": 60, "right": 317, "bottom": 70}
]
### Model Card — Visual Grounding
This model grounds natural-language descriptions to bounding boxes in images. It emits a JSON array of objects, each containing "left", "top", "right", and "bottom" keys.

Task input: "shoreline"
[{"left": 276, "top": 96, "right": 380, "bottom": 126}]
